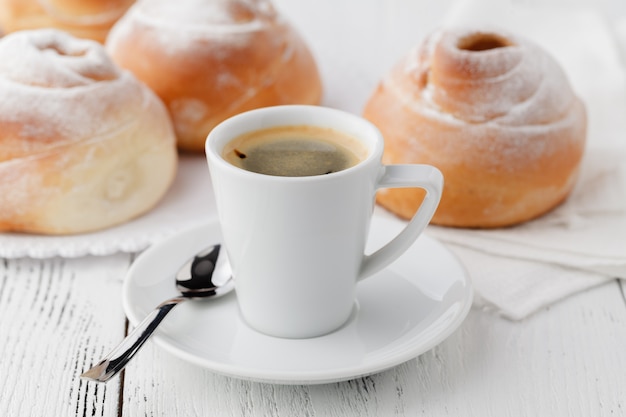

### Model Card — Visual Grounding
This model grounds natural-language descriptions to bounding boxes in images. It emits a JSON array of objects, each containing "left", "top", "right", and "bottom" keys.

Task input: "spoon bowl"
[{"left": 81, "top": 243, "right": 234, "bottom": 383}]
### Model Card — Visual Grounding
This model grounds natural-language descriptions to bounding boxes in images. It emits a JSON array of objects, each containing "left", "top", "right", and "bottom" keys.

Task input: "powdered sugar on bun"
[
  {"left": 106, "top": 0, "right": 322, "bottom": 152},
  {"left": 0, "top": 29, "right": 178, "bottom": 234},
  {"left": 0, "top": 30, "right": 142, "bottom": 161},
  {"left": 364, "top": 28, "right": 587, "bottom": 228},
  {"left": 129, "top": 0, "right": 273, "bottom": 31},
  {"left": 413, "top": 30, "right": 576, "bottom": 127},
  {"left": 0, "top": 30, "right": 119, "bottom": 88}
]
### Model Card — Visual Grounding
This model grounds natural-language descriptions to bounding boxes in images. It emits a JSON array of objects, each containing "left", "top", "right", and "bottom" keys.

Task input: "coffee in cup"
[{"left": 222, "top": 125, "right": 368, "bottom": 177}]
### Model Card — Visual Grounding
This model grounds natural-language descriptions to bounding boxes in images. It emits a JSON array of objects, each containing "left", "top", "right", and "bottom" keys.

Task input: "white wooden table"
[
  {"left": 1, "top": 255, "right": 624, "bottom": 416},
  {"left": 2, "top": 0, "right": 626, "bottom": 415}
]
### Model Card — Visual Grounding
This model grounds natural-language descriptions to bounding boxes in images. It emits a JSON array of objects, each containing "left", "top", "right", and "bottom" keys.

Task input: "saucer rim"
[{"left": 122, "top": 218, "right": 473, "bottom": 385}]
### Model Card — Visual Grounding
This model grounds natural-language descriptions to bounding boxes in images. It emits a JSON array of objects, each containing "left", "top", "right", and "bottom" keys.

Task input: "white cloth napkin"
[{"left": 423, "top": 0, "right": 626, "bottom": 319}]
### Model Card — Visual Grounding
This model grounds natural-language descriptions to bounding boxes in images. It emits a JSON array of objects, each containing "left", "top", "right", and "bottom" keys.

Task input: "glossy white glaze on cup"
[{"left": 206, "top": 105, "right": 442, "bottom": 338}]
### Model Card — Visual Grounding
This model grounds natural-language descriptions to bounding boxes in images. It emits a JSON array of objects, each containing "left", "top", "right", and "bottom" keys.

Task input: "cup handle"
[{"left": 358, "top": 164, "right": 444, "bottom": 281}]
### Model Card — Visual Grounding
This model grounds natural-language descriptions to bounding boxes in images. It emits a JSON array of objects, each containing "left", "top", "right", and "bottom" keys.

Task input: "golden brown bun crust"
[
  {"left": 364, "top": 28, "right": 587, "bottom": 228},
  {"left": 105, "top": 0, "right": 323, "bottom": 152},
  {"left": 0, "top": 29, "right": 177, "bottom": 235},
  {"left": 0, "top": 0, "right": 134, "bottom": 42}
]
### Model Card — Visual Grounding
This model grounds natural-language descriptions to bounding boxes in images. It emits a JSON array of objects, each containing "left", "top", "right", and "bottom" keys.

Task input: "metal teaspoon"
[{"left": 81, "top": 244, "right": 234, "bottom": 383}]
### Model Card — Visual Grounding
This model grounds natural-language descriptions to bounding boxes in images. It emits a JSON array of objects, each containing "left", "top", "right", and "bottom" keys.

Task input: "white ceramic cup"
[{"left": 206, "top": 105, "right": 443, "bottom": 338}]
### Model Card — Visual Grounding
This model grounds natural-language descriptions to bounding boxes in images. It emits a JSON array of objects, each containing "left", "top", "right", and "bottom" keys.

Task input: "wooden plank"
[
  {"left": 0, "top": 255, "right": 131, "bottom": 417},
  {"left": 120, "top": 280, "right": 626, "bottom": 416}
]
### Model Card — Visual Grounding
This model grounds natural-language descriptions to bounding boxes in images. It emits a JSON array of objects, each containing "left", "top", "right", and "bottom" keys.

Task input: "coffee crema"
[{"left": 222, "top": 125, "right": 367, "bottom": 177}]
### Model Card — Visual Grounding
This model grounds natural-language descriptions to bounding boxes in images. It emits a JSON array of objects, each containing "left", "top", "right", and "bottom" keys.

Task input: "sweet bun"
[
  {"left": 0, "top": 0, "right": 134, "bottom": 43},
  {"left": 364, "top": 28, "right": 587, "bottom": 228},
  {"left": 105, "top": 0, "right": 323, "bottom": 152},
  {"left": 0, "top": 29, "right": 177, "bottom": 235}
]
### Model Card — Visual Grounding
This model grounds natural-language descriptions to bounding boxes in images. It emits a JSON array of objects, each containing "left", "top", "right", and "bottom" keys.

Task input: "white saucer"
[{"left": 122, "top": 215, "right": 472, "bottom": 385}]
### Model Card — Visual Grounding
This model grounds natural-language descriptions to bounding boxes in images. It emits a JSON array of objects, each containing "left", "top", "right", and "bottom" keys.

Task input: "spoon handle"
[{"left": 81, "top": 297, "right": 185, "bottom": 383}]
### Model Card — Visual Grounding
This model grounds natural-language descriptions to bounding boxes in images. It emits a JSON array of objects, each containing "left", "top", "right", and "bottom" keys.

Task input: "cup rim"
[{"left": 205, "top": 105, "right": 384, "bottom": 181}]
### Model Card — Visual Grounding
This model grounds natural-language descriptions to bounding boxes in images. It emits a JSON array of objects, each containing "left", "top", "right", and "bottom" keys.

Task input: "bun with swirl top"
[
  {"left": 364, "top": 28, "right": 587, "bottom": 228},
  {"left": 105, "top": 0, "right": 323, "bottom": 152},
  {"left": 0, "top": 29, "right": 177, "bottom": 235},
  {"left": 0, "top": 0, "right": 135, "bottom": 42}
]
